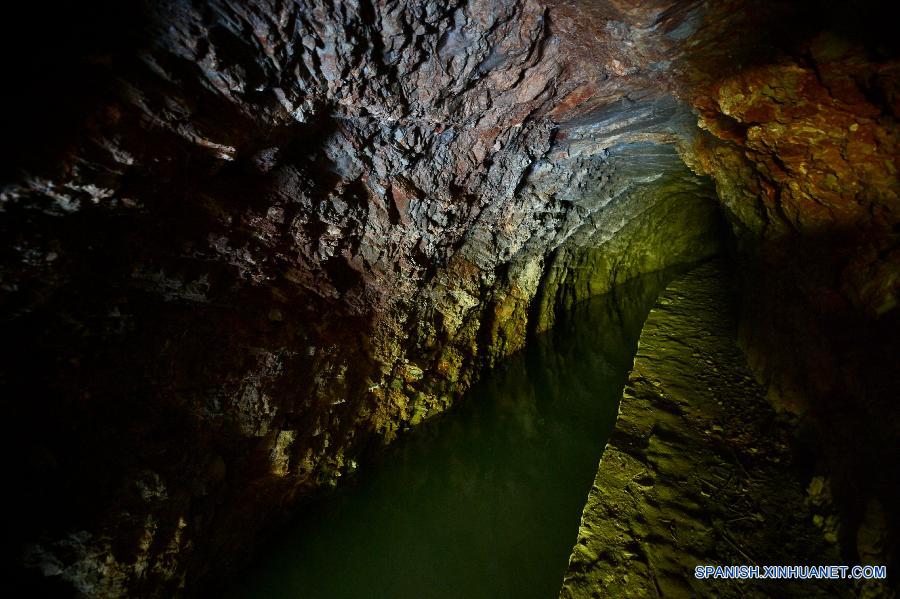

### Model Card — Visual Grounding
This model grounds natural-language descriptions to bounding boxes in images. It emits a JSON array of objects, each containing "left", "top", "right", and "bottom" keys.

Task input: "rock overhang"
[{"left": 2, "top": 0, "right": 898, "bottom": 595}]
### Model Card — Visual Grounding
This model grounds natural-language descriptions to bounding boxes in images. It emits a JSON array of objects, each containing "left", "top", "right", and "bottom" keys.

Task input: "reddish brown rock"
[{"left": 1, "top": 0, "right": 898, "bottom": 596}]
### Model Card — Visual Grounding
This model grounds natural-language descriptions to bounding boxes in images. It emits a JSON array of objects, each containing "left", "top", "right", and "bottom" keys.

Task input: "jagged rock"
[{"left": 1, "top": 0, "right": 897, "bottom": 595}]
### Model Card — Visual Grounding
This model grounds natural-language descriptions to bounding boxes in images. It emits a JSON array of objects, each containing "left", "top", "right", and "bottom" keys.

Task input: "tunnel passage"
[
  {"left": 2, "top": 0, "right": 898, "bottom": 596},
  {"left": 226, "top": 267, "right": 688, "bottom": 599}
]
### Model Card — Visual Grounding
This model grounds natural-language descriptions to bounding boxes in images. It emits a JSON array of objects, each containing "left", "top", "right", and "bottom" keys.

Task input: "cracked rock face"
[{"left": 2, "top": 0, "right": 897, "bottom": 595}]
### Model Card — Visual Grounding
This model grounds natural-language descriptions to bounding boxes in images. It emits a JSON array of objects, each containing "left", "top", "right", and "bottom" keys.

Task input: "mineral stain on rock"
[{"left": 1, "top": 0, "right": 898, "bottom": 597}]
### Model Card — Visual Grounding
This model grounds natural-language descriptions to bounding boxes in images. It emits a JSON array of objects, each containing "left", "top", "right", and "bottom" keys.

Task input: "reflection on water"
[{"left": 230, "top": 267, "right": 681, "bottom": 599}]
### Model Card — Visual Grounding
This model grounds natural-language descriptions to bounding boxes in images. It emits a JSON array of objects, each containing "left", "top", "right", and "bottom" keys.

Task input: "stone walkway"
[{"left": 559, "top": 261, "right": 856, "bottom": 598}]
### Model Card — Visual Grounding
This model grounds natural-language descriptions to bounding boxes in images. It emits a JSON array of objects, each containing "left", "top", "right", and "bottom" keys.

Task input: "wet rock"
[
  {"left": 1, "top": 0, "right": 897, "bottom": 595},
  {"left": 560, "top": 262, "right": 857, "bottom": 598}
]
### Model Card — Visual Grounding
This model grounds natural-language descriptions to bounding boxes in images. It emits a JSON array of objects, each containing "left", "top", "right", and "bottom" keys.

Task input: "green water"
[{"left": 230, "top": 269, "right": 677, "bottom": 599}]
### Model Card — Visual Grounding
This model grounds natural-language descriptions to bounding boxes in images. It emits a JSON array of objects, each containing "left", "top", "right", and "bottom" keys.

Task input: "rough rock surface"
[
  {"left": 2, "top": 1, "right": 723, "bottom": 594},
  {"left": 675, "top": 1, "right": 900, "bottom": 577},
  {"left": 1, "top": 0, "right": 898, "bottom": 596},
  {"left": 559, "top": 261, "right": 874, "bottom": 598}
]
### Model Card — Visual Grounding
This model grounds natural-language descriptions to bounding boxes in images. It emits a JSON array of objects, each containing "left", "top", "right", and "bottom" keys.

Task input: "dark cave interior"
[{"left": 1, "top": 1, "right": 899, "bottom": 597}]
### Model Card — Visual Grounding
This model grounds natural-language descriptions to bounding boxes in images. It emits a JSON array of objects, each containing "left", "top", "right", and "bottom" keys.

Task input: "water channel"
[{"left": 231, "top": 268, "right": 681, "bottom": 599}]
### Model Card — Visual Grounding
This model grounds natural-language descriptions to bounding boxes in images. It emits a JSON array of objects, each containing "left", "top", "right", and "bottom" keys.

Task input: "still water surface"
[{"left": 231, "top": 269, "right": 677, "bottom": 599}]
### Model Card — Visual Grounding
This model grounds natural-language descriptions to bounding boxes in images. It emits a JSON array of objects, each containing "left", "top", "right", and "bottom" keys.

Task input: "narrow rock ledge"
[{"left": 559, "top": 261, "right": 861, "bottom": 599}]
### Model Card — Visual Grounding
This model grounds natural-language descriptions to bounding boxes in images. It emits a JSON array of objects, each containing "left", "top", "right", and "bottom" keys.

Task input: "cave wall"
[
  {"left": 1, "top": 0, "right": 898, "bottom": 595},
  {"left": 1, "top": 1, "right": 723, "bottom": 594},
  {"left": 533, "top": 142, "right": 722, "bottom": 333},
  {"left": 673, "top": 0, "right": 900, "bottom": 573}
]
